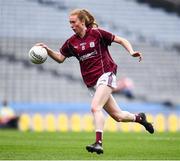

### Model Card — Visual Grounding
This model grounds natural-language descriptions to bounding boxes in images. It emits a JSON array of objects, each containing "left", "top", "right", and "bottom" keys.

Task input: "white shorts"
[{"left": 88, "top": 72, "right": 117, "bottom": 96}]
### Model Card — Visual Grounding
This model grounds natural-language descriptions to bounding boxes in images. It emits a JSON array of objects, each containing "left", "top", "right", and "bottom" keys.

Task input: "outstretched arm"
[
  {"left": 113, "top": 36, "right": 143, "bottom": 62},
  {"left": 35, "top": 43, "right": 66, "bottom": 63}
]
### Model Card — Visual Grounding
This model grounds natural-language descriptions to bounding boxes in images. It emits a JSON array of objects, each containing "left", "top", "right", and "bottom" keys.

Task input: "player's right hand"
[{"left": 35, "top": 43, "right": 48, "bottom": 50}]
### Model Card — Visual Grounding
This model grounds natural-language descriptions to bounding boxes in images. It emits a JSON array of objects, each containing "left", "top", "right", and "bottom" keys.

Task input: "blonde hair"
[{"left": 70, "top": 9, "right": 98, "bottom": 28}]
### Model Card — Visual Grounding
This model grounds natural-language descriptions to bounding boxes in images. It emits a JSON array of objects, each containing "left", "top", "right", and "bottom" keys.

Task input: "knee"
[{"left": 91, "top": 104, "right": 102, "bottom": 113}]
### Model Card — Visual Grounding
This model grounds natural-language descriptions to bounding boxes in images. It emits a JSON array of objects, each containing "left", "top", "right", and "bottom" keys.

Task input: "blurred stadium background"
[{"left": 0, "top": 0, "right": 180, "bottom": 132}]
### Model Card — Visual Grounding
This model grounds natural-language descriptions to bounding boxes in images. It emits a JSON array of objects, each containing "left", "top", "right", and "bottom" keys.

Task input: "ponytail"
[{"left": 70, "top": 9, "right": 98, "bottom": 28}]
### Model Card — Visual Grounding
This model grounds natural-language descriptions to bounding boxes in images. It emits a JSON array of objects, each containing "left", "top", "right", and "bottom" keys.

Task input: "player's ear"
[
  {"left": 81, "top": 22, "right": 85, "bottom": 26},
  {"left": 81, "top": 19, "right": 85, "bottom": 26}
]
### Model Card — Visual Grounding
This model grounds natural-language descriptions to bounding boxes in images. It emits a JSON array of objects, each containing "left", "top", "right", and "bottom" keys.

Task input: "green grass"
[{"left": 0, "top": 130, "right": 180, "bottom": 160}]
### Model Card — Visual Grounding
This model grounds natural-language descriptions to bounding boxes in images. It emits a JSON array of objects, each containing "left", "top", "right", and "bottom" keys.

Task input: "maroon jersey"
[{"left": 60, "top": 28, "right": 117, "bottom": 87}]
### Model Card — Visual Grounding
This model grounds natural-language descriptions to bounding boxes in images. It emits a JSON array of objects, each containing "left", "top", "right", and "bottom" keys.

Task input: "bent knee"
[{"left": 91, "top": 105, "right": 102, "bottom": 113}]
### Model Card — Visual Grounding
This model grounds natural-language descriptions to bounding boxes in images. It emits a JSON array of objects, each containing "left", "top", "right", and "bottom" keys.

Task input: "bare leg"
[
  {"left": 91, "top": 84, "right": 112, "bottom": 130},
  {"left": 86, "top": 84, "right": 112, "bottom": 154},
  {"left": 103, "top": 94, "right": 135, "bottom": 122},
  {"left": 103, "top": 95, "right": 154, "bottom": 134}
]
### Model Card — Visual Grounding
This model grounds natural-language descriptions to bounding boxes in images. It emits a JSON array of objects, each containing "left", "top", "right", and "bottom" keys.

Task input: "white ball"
[{"left": 29, "top": 46, "right": 48, "bottom": 64}]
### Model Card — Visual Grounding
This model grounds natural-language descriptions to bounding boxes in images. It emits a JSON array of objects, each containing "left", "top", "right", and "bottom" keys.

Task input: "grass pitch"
[{"left": 0, "top": 130, "right": 180, "bottom": 160}]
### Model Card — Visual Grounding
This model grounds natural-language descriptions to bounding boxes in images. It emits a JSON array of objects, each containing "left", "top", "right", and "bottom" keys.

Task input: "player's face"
[{"left": 69, "top": 15, "right": 85, "bottom": 35}]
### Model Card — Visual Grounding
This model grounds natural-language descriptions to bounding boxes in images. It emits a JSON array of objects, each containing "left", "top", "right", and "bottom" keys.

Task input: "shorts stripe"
[
  {"left": 89, "top": 72, "right": 117, "bottom": 97},
  {"left": 108, "top": 73, "right": 113, "bottom": 86}
]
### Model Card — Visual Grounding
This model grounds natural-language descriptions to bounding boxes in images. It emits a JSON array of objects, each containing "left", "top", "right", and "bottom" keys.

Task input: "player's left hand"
[{"left": 131, "top": 51, "right": 143, "bottom": 62}]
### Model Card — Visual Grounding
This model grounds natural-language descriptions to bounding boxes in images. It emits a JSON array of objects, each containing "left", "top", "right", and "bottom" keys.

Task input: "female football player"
[{"left": 36, "top": 9, "right": 154, "bottom": 154}]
